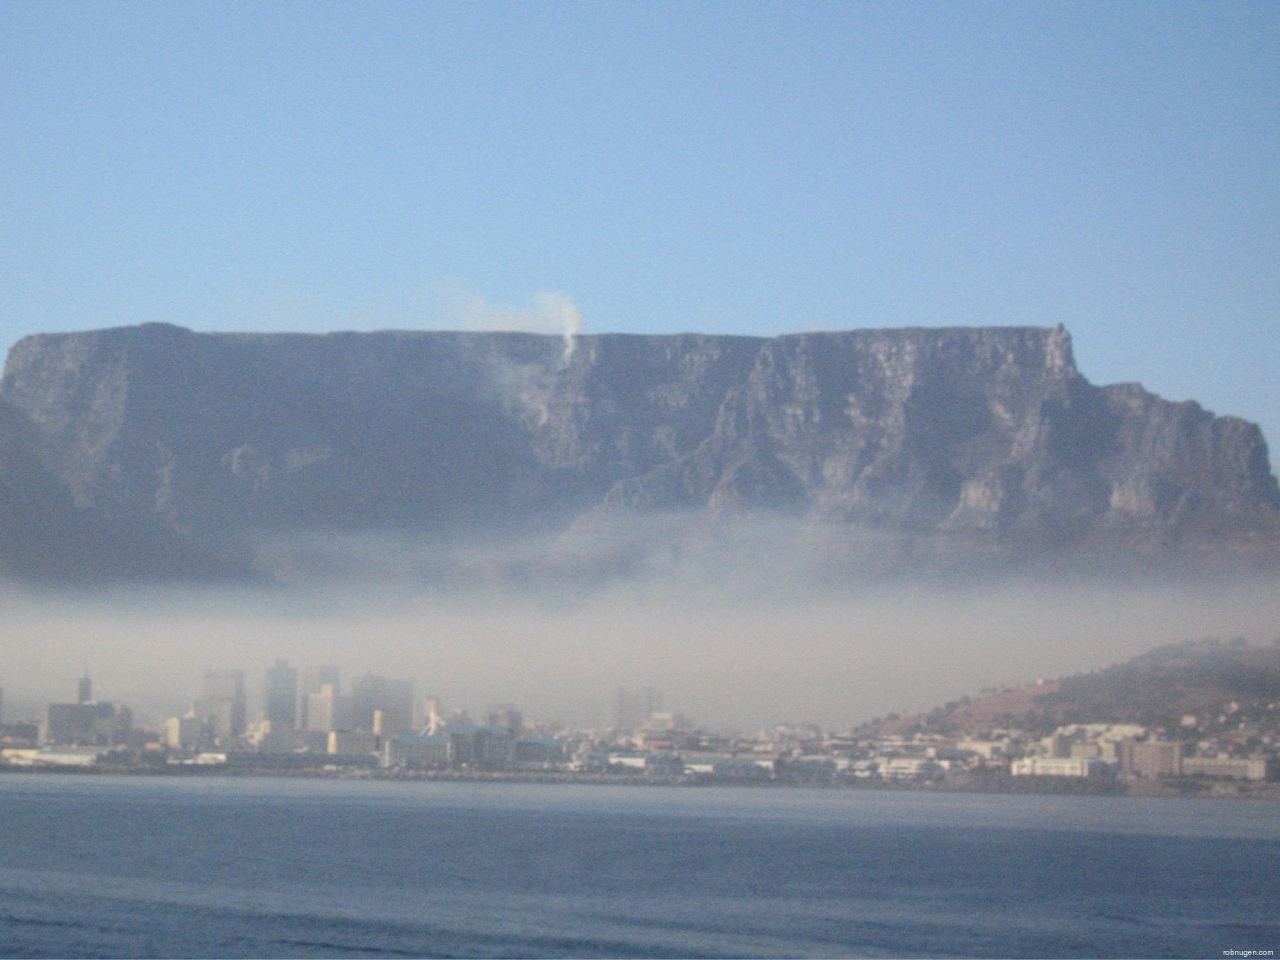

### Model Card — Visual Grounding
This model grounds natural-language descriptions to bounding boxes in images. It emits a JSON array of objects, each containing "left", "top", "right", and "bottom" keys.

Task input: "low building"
[
  {"left": 879, "top": 757, "right": 947, "bottom": 780},
  {"left": 383, "top": 733, "right": 451, "bottom": 769},
  {"left": 328, "top": 730, "right": 378, "bottom": 756},
  {"left": 1182, "top": 756, "right": 1273, "bottom": 782},
  {"left": 1, "top": 748, "right": 41, "bottom": 765},
  {"left": 512, "top": 737, "right": 567, "bottom": 768},
  {"left": 45, "top": 701, "right": 131, "bottom": 747},
  {"left": 775, "top": 756, "right": 835, "bottom": 783},
  {"left": 1011, "top": 757, "right": 1113, "bottom": 778},
  {"left": 608, "top": 751, "right": 648, "bottom": 771},
  {"left": 685, "top": 756, "right": 771, "bottom": 780},
  {"left": 0, "top": 722, "right": 39, "bottom": 748},
  {"left": 643, "top": 753, "right": 685, "bottom": 777},
  {"left": 838, "top": 759, "right": 879, "bottom": 779},
  {"left": 4, "top": 746, "right": 111, "bottom": 766}
]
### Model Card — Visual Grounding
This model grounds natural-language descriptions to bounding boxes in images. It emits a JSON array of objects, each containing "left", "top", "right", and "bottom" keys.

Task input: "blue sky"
[{"left": 1, "top": 1, "right": 1277, "bottom": 456}]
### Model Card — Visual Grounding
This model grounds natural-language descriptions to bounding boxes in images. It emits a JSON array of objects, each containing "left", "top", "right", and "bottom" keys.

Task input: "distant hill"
[
  {"left": 871, "top": 639, "right": 1280, "bottom": 737},
  {"left": 0, "top": 322, "right": 1277, "bottom": 583}
]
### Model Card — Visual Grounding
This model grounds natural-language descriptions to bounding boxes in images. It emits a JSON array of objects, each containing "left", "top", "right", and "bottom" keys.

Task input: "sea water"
[{"left": 0, "top": 774, "right": 1276, "bottom": 958}]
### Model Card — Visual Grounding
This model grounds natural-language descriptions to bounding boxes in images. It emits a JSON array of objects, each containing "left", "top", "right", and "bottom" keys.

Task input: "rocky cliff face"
[{"left": 1, "top": 322, "right": 1275, "bottom": 582}]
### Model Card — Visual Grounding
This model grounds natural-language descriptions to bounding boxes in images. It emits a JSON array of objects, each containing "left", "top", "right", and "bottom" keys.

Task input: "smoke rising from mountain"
[{"left": 449, "top": 289, "right": 584, "bottom": 354}]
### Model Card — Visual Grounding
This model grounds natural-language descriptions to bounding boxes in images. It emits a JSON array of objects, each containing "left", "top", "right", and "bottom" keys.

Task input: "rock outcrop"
[{"left": 0, "top": 322, "right": 1275, "bottom": 582}]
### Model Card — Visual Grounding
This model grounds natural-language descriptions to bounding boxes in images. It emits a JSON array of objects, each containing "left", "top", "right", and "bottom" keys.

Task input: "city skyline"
[{"left": 4, "top": 641, "right": 1275, "bottom": 796}]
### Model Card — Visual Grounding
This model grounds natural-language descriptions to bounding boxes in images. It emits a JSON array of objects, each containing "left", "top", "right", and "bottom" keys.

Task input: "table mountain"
[{"left": 0, "top": 322, "right": 1275, "bottom": 583}]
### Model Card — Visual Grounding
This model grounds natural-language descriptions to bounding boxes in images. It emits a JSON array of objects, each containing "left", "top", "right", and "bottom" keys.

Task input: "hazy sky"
[{"left": 1, "top": 1, "right": 1277, "bottom": 454}]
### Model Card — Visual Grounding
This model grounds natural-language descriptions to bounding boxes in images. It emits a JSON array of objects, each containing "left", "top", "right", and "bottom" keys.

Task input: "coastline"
[{"left": 3, "top": 762, "right": 1277, "bottom": 800}]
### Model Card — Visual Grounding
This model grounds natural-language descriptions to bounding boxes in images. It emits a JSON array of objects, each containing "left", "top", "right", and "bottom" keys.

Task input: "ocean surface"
[{"left": 0, "top": 775, "right": 1276, "bottom": 958}]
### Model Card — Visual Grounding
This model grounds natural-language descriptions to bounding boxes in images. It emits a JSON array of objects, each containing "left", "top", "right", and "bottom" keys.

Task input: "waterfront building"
[
  {"left": 608, "top": 752, "right": 648, "bottom": 771},
  {"left": 448, "top": 724, "right": 514, "bottom": 769},
  {"left": 642, "top": 752, "right": 685, "bottom": 777},
  {"left": 1182, "top": 756, "right": 1274, "bottom": 781},
  {"left": 879, "top": 757, "right": 948, "bottom": 780},
  {"left": 328, "top": 730, "right": 378, "bottom": 756},
  {"left": 1011, "top": 757, "right": 1113, "bottom": 777},
  {"left": 512, "top": 737, "right": 567, "bottom": 768},
  {"left": 382, "top": 733, "right": 451, "bottom": 769},
  {"left": 685, "top": 756, "right": 771, "bottom": 780},
  {"left": 7, "top": 746, "right": 110, "bottom": 766},
  {"left": 1118, "top": 740, "right": 1183, "bottom": 778}
]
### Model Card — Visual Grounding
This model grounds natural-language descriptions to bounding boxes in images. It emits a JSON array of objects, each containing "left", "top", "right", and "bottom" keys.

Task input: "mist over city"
[{"left": 3, "top": 534, "right": 1279, "bottom": 734}]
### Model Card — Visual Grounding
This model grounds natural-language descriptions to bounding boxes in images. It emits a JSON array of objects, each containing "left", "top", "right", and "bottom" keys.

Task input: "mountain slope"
[{"left": 0, "top": 323, "right": 1275, "bottom": 583}]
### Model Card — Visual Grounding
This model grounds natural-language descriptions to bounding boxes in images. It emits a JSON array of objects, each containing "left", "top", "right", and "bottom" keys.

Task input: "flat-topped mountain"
[{"left": 0, "top": 323, "right": 1276, "bottom": 583}]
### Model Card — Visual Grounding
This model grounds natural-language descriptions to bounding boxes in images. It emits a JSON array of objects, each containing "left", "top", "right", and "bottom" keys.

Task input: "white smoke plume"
[
  {"left": 436, "top": 288, "right": 585, "bottom": 424},
  {"left": 449, "top": 289, "right": 584, "bottom": 363},
  {"left": 538, "top": 292, "right": 583, "bottom": 365}
]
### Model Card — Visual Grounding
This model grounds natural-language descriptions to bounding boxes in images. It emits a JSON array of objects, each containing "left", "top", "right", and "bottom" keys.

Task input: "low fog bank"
[
  {"left": 243, "top": 509, "right": 1276, "bottom": 600},
  {"left": 2, "top": 515, "right": 1278, "bottom": 731}
]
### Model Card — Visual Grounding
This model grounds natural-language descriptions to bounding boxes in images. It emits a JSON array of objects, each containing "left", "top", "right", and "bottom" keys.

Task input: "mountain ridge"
[{"left": 0, "top": 322, "right": 1276, "bottom": 583}]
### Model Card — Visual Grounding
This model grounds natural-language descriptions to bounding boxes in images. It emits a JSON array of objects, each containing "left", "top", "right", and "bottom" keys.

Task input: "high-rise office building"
[
  {"left": 349, "top": 673, "right": 414, "bottom": 734},
  {"left": 264, "top": 660, "right": 298, "bottom": 730},
  {"left": 299, "top": 665, "right": 340, "bottom": 730},
  {"left": 305, "top": 683, "right": 346, "bottom": 733},
  {"left": 77, "top": 674, "right": 92, "bottom": 704},
  {"left": 194, "top": 669, "right": 247, "bottom": 741}
]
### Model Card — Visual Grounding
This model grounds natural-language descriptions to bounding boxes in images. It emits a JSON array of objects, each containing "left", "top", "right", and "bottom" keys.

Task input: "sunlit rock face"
[{"left": 1, "top": 322, "right": 1276, "bottom": 582}]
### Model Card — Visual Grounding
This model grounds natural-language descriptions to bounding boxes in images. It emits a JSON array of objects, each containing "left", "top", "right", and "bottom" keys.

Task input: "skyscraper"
[
  {"left": 298, "top": 665, "right": 340, "bottom": 731},
  {"left": 349, "top": 673, "right": 414, "bottom": 734},
  {"left": 264, "top": 660, "right": 298, "bottom": 730},
  {"left": 194, "top": 669, "right": 246, "bottom": 741},
  {"left": 305, "top": 683, "right": 345, "bottom": 733}
]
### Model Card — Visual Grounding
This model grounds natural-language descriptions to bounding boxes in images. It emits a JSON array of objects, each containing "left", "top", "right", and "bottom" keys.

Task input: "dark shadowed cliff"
[{"left": 0, "top": 323, "right": 1276, "bottom": 584}]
